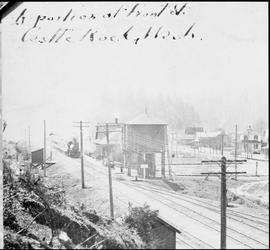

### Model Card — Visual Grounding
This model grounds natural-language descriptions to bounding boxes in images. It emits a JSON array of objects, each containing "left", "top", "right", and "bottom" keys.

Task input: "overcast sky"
[{"left": 2, "top": 2, "right": 268, "bottom": 146}]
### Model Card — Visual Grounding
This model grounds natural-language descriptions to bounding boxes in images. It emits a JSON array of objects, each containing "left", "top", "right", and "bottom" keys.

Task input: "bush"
[
  {"left": 124, "top": 203, "right": 159, "bottom": 248},
  {"left": 4, "top": 173, "right": 146, "bottom": 249}
]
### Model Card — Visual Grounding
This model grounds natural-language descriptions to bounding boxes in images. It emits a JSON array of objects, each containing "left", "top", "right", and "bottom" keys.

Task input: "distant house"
[
  {"left": 179, "top": 134, "right": 196, "bottom": 145},
  {"left": 261, "top": 129, "right": 268, "bottom": 157},
  {"left": 178, "top": 127, "right": 204, "bottom": 146},
  {"left": 240, "top": 126, "right": 262, "bottom": 155},
  {"left": 185, "top": 126, "right": 204, "bottom": 135},
  {"left": 194, "top": 130, "right": 230, "bottom": 149}
]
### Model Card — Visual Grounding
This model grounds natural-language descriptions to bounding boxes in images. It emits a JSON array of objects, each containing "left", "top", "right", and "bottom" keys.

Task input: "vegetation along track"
[
  {"left": 52, "top": 146, "right": 268, "bottom": 249},
  {"left": 124, "top": 182, "right": 269, "bottom": 231},
  {"left": 82, "top": 158, "right": 267, "bottom": 249},
  {"left": 112, "top": 185, "right": 216, "bottom": 249},
  {"left": 124, "top": 182, "right": 269, "bottom": 249}
]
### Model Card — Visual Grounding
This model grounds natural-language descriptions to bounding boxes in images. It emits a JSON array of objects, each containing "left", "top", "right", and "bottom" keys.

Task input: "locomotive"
[{"left": 66, "top": 138, "right": 80, "bottom": 158}]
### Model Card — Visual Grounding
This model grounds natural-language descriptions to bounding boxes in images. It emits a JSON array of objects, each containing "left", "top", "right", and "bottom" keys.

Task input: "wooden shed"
[{"left": 151, "top": 216, "right": 181, "bottom": 249}]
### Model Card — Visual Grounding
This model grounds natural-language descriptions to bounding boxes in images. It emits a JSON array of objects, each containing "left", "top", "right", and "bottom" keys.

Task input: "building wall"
[
  {"left": 151, "top": 221, "right": 176, "bottom": 249},
  {"left": 126, "top": 124, "right": 166, "bottom": 153},
  {"left": 94, "top": 144, "right": 123, "bottom": 162},
  {"left": 198, "top": 135, "right": 231, "bottom": 148},
  {"left": 125, "top": 124, "right": 166, "bottom": 177}
]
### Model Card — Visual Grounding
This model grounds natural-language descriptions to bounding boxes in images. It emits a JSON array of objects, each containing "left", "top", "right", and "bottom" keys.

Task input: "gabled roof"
[
  {"left": 156, "top": 216, "right": 181, "bottom": 234},
  {"left": 196, "top": 131, "right": 222, "bottom": 138},
  {"left": 94, "top": 131, "right": 121, "bottom": 145},
  {"left": 126, "top": 113, "right": 167, "bottom": 125},
  {"left": 180, "top": 134, "right": 195, "bottom": 140}
]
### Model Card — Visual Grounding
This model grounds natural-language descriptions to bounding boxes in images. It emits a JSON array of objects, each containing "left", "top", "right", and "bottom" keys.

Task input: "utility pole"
[
  {"left": 234, "top": 124, "right": 238, "bottom": 180},
  {"left": 201, "top": 157, "right": 247, "bottom": 249},
  {"left": 106, "top": 123, "right": 114, "bottom": 219},
  {"left": 80, "top": 121, "right": 85, "bottom": 189},
  {"left": 95, "top": 120, "right": 125, "bottom": 218},
  {"left": 25, "top": 128, "right": 27, "bottom": 146},
  {"left": 221, "top": 130, "right": 225, "bottom": 156},
  {"left": 121, "top": 124, "right": 127, "bottom": 173},
  {"left": 171, "top": 132, "right": 174, "bottom": 159},
  {"left": 221, "top": 156, "right": 226, "bottom": 249},
  {"left": 73, "top": 121, "right": 90, "bottom": 189},
  {"left": 165, "top": 126, "right": 171, "bottom": 178},
  {"left": 43, "top": 120, "right": 46, "bottom": 177},
  {"left": 28, "top": 126, "right": 31, "bottom": 151},
  {"left": 28, "top": 125, "right": 31, "bottom": 163},
  {"left": 175, "top": 133, "right": 178, "bottom": 157}
]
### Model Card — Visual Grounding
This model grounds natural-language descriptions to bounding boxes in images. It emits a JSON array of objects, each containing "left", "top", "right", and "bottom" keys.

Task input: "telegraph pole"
[
  {"left": 106, "top": 123, "right": 114, "bottom": 219},
  {"left": 171, "top": 132, "right": 174, "bottom": 158},
  {"left": 234, "top": 125, "right": 238, "bottom": 180},
  {"left": 95, "top": 120, "right": 124, "bottom": 219},
  {"left": 221, "top": 156, "right": 227, "bottom": 249},
  {"left": 80, "top": 121, "right": 85, "bottom": 188},
  {"left": 201, "top": 157, "right": 247, "bottom": 249},
  {"left": 73, "top": 121, "right": 90, "bottom": 189},
  {"left": 28, "top": 126, "right": 31, "bottom": 151},
  {"left": 165, "top": 126, "right": 172, "bottom": 177},
  {"left": 25, "top": 128, "right": 27, "bottom": 146},
  {"left": 221, "top": 131, "right": 225, "bottom": 156},
  {"left": 121, "top": 124, "right": 126, "bottom": 173},
  {"left": 28, "top": 125, "right": 31, "bottom": 162},
  {"left": 43, "top": 120, "right": 46, "bottom": 177}
]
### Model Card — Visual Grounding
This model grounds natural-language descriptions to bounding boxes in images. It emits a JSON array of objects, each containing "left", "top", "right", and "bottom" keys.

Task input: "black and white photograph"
[{"left": 0, "top": 2, "right": 268, "bottom": 249}]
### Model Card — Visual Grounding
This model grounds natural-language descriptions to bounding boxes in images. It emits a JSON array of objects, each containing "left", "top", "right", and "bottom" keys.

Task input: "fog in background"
[{"left": 2, "top": 2, "right": 268, "bottom": 147}]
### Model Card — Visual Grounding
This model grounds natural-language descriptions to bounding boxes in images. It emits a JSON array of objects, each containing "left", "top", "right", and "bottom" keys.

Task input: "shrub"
[{"left": 124, "top": 203, "right": 159, "bottom": 247}]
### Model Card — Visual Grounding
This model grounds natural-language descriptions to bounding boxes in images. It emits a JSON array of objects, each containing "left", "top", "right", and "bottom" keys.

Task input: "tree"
[
  {"left": 124, "top": 203, "right": 159, "bottom": 248},
  {"left": 253, "top": 118, "right": 267, "bottom": 134},
  {"left": 3, "top": 120, "right": 7, "bottom": 132}
]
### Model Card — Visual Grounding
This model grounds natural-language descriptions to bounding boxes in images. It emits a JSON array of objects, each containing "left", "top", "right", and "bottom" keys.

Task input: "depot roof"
[{"left": 94, "top": 131, "right": 121, "bottom": 145}]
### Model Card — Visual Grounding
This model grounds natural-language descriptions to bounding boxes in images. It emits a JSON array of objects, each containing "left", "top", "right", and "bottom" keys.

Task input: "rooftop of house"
[
  {"left": 180, "top": 134, "right": 196, "bottom": 140},
  {"left": 156, "top": 216, "right": 181, "bottom": 234},
  {"left": 94, "top": 131, "right": 122, "bottom": 145},
  {"left": 195, "top": 131, "right": 222, "bottom": 138}
]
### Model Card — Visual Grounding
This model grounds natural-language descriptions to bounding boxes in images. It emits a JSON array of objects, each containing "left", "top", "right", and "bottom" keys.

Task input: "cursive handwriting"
[{"left": 13, "top": 2, "right": 202, "bottom": 45}]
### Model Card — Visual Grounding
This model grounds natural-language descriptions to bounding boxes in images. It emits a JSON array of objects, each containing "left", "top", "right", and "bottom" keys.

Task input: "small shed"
[
  {"left": 31, "top": 148, "right": 43, "bottom": 165},
  {"left": 123, "top": 113, "right": 168, "bottom": 178},
  {"left": 151, "top": 216, "right": 181, "bottom": 249}
]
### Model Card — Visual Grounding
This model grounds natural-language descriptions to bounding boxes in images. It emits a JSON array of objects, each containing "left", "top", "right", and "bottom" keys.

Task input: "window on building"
[
  {"left": 254, "top": 135, "right": 258, "bottom": 141},
  {"left": 254, "top": 144, "right": 258, "bottom": 149}
]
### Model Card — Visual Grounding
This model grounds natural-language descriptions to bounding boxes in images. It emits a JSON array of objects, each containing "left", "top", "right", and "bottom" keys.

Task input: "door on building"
[{"left": 145, "top": 153, "right": 156, "bottom": 178}]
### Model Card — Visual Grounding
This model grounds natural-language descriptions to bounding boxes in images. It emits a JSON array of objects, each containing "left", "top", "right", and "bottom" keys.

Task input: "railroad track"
[
  {"left": 124, "top": 182, "right": 269, "bottom": 249},
  {"left": 52, "top": 147, "right": 269, "bottom": 249},
  {"left": 122, "top": 181, "right": 269, "bottom": 231},
  {"left": 82, "top": 159, "right": 268, "bottom": 248},
  {"left": 74, "top": 153, "right": 217, "bottom": 249},
  {"left": 112, "top": 186, "right": 216, "bottom": 249}
]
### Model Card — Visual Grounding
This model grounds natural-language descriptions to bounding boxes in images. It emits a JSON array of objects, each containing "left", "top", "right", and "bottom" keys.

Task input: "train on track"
[{"left": 66, "top": 138, "right": 80, "bottom": 158}]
